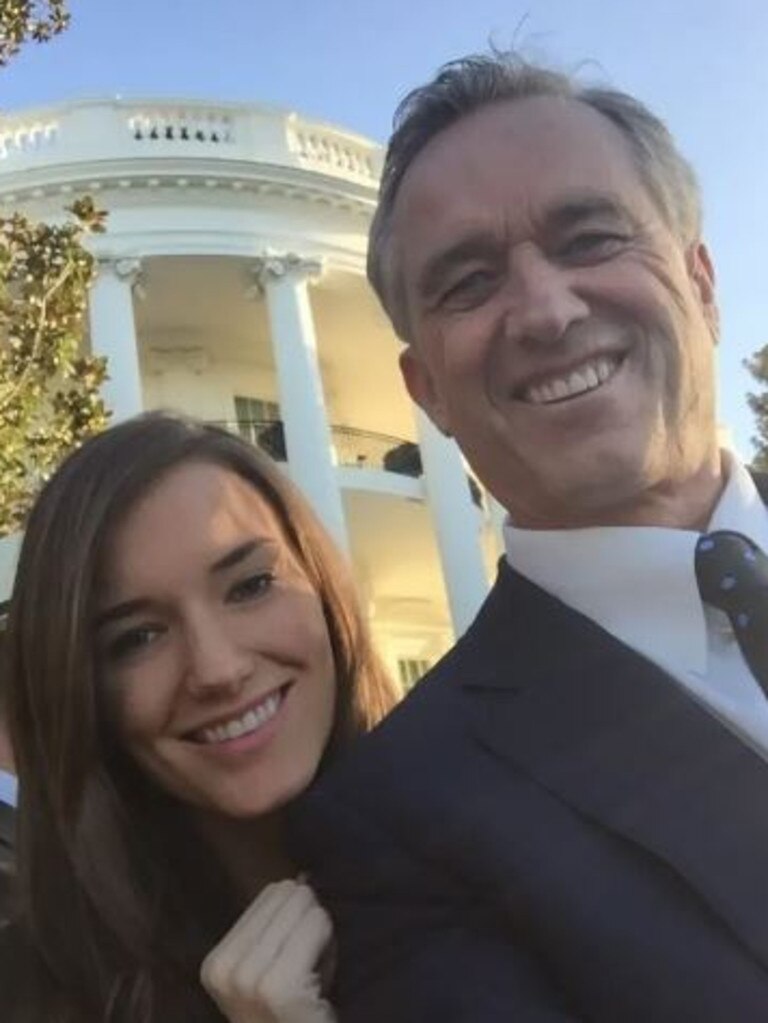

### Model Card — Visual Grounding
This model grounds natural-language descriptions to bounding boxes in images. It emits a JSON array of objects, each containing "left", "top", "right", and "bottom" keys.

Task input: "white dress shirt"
[
  {"left": 0, "top": 768, "right": 16, "bottom": 808},
  {"left": 504, "top": 453, "right": 768, "bottom": 761}
]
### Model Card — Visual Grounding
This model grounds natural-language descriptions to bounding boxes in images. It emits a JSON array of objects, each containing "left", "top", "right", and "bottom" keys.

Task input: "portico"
[{"left": 0, "top": 97, "right": 501, "bottom": 671}]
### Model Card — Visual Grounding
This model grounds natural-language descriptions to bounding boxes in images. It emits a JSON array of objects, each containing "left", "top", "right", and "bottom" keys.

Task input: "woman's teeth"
[
  {"left": 524, "top": 355, "right": 620, "bottom": 405},
  {"left": 198, "top": 691, "right": 283, "bottom": 745}
]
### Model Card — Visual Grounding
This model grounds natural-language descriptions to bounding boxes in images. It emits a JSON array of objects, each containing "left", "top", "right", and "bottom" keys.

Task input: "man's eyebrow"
[
  {"left": 415, "top": 196, "right": 635, "bottom": 301},
  {"left": 543, "top": 194, "right": 635, "bottom": 233},
  {"left": 417, "top": 232, "right": 502, "bottom": 301},
  {"left": 95, "top": 540, "right": 271, "bottom": 630}
]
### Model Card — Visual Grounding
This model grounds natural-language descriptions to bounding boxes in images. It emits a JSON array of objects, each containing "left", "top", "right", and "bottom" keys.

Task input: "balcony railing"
[
  {"left": 214, "top": 419, "right": 417, "bottom": 472},
  {"left": 330, "top": 425, "right": 420, "bottom": 473},
  {"left": 211, "top": 419, "right": 484, "bottom": 507},
  {"left": 0, "top": 98, "right": 383, "bottom": 187}
]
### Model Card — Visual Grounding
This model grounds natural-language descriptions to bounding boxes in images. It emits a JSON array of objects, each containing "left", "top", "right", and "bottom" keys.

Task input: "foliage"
[
  {"left": 0, "top": 197, "right": 109, "bottom": 534},
  {"left": 0, "top": 1, "right": 111, "bottom": 536},
  {"left": 744, "top": 343, "right": 768, "bottom": 472},
  {"left": 0, "top": 0, "right": 69, "bottom": 66}
]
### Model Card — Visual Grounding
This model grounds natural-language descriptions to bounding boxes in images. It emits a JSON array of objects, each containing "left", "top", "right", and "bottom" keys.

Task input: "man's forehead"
[
  {"left": 394, "top": 95, "right": 644, "bottom": 217},
  {"left": 388, "top": 94, "right": 657, "bottom": 286}
]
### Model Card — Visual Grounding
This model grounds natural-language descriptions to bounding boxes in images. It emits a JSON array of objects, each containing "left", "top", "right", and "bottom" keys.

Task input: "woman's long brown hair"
[{"left": 3, "top": 412, "right": 398, "bottom": 1021}]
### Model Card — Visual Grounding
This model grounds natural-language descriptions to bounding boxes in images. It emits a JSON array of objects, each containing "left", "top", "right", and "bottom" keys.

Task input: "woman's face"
[{"left": 95, "top": 461, "right": 337, "bottom": 819}]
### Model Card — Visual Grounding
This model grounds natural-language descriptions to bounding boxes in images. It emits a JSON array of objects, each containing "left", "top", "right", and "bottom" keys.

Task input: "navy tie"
[{"left": 695, "top": 530, "right": 768, "bottom": 697}]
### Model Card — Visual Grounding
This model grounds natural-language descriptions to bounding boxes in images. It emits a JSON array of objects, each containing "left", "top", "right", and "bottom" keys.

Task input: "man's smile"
[{"left": 514, "top": 352, "right": 626, "bottom": 405}]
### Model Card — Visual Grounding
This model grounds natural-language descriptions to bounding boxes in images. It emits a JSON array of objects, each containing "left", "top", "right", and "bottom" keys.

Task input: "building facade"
[{"left": 0, "top": 97, "right": 503, "bottom": 680}]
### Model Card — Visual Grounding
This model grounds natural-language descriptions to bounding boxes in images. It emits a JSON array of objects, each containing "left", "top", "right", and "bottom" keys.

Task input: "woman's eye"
[
  {"left": 228, "top": 572, "right": 275, "bottom": 604},
  {"left": 107, "top": 625, "right": 163, "bottom": 662}
]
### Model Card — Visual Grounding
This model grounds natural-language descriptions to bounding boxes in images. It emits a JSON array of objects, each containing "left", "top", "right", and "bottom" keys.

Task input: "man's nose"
[
  {"left": 182, "top": 616, "right": 252, "bottom": 697},
  {"left": 503, "top": 248, "right": 589, "bottom": 347}
]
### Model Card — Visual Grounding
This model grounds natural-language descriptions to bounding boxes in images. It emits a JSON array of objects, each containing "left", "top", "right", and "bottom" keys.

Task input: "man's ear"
[
  {"left": 399, "top": 346, "right": 451, "bottom": 435},
  {"left": 688, "top": 240, "right": 720, "bottom": 342}
]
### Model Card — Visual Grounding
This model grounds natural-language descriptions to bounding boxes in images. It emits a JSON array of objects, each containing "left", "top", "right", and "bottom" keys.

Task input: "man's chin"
[{"left": 513, "top": 449, "right": 655, "bottom": 529}]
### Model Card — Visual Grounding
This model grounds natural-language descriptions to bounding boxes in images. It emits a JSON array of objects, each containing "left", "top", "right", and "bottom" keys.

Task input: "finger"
[
  {"left": 203, "top": 880, "right": 300, "bottom": 978},
  {"left": 222, "top": 880, "right": 302, "bottom": 948},
  {"left": 225, "top": 887, "right": 324, "bottom": 1000},
  {"left": 204, "top": 883, "right": 318, "bottom": 997},
  {"left": 201, "top": 882, "right": 299, "bottom": 995},
  {"left": 236, "top": 883, "right": 318, "bottom": 980},
  {"left": 257, "top": 904, "right": 333, "bottom": 1005}
]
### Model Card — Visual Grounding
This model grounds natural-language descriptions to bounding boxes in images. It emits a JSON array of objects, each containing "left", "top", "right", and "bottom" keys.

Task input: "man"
[
  {"left": 290, "top": 52, "right": 768, "bottom": 1020},
  {"left": 0, "top": 614, "right": 16, "bottom": 927}
]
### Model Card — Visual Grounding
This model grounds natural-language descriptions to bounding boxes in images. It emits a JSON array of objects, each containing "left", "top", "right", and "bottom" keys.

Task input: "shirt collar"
[
  {"left": 503, "top": 452, "right": 766, "bottom": 680},
  {"left": 709, "top": 454, "right": 768, "bottom": 547}
]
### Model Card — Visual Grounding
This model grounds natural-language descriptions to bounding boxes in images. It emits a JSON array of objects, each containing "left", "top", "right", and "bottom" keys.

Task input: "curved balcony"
[
  {"left": 212, "top": 419, "right": 484, "bottom": 508},
  {"left": 0, "top": 97, "right": 383, "bottom": 198}
]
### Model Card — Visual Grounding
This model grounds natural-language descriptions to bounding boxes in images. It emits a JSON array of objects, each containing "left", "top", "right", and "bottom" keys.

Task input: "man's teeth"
[
  {"left": 200, "top": 692, "right": 282, "bottom": 745},
  {"left": 524, "top": 356, "right": 619, "bottom": 405}
]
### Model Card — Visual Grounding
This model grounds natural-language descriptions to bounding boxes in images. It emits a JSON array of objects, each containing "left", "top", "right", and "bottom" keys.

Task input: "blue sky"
[{"left": 2, "top": 0, "right": 766, "bottom": 455}]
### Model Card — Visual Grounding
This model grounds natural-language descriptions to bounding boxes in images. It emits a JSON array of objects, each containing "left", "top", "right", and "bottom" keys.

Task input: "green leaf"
[{"left": 0, "top": 200, "right": 111, "bottom": 535}]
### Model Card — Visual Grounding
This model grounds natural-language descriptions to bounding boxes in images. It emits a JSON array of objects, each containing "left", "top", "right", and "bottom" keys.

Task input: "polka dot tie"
[{"left": 695, "top": 530, "right": 768, "bottom": 697}]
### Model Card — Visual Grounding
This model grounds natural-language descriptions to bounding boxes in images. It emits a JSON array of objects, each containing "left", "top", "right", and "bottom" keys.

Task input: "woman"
[{"left": 0, "top": 412, "right": 397, "bottom": 1022}]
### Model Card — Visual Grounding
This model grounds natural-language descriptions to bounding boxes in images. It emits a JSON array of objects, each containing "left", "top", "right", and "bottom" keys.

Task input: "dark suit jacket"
[
  {"left": 290, "top": 562, "right": 768, "bottom": 1022},
  {"left": 0, "top": 799, "right": 14, "bottom": 927}
]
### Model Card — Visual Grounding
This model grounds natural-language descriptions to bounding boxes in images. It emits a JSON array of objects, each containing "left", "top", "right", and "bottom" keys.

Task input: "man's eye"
[
  {"left": 439, "top": 269, "right": 497, "bottom": 308},
  {"left": 107, "top": 625, "right": 163, "bottom": 662},
  {"left": 559, "top": 232, "right": 628, "bottom": 263},
  {"left": 228, "top": 572, "right": 275, "bottom": 604}
]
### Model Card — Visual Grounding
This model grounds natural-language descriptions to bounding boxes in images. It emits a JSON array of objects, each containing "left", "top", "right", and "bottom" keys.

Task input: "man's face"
[{"left": 393, "top": 96, "right": 720, "bottom": 527}]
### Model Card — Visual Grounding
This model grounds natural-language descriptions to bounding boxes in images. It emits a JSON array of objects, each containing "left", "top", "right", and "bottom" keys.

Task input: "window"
[
  {"left": 397, "top": 657, "right": 431, "bottom": 690},
  {"left": 234, "top": 396, "right": 287, "bottom": 460},
  {"left": 234, "top": 396, "right": 280, "bottom": 445}
]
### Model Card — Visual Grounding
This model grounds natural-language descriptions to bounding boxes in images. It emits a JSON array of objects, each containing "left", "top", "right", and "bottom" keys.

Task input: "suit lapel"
[{"left": 462, "top": 564, "right": 768, "bottom": 968}]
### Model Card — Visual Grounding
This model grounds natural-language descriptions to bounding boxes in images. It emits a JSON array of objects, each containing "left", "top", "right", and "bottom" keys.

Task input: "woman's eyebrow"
[
  {"left": 210, "top": 538, "right": 273, "bottom": 574},
  {"left": 95, "top": 597, "right": 151, "bottom": 631},
  {"left": 95, "top": 540, "right": 275, "bottom": 630}
]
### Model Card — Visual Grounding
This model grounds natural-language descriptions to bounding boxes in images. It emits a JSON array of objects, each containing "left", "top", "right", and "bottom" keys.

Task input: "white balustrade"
[
  {"left": 127, "top": 106, "right": 235, "bottom": 146},
  {"left": 288, "top": 123, "right": 377, "bottom": 181},
  {"left": 0, "top": 99, "right": 382, "bottom": 187},
  {"left": 0, "top": 118, "right": 59, "bottom": 160}
]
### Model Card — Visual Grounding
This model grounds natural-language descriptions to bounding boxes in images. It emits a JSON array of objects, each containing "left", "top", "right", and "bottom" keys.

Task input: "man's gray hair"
[{"left": 368, "top": 51, "right": 702, "bottom": 341}]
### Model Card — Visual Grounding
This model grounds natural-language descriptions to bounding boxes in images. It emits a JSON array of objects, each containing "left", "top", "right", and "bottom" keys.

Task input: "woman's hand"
[{"left": 200, "top": 879, "right": 335, "bottom": 1023}]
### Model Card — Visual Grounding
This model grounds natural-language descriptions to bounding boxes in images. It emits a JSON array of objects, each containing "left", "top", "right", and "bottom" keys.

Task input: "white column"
[
  {"left": 250, "top": 253, "right": 348, "bottom": 553},
  {"left": 0, "top": 532, "right": 21, "bottom": 605},
  {"left": 488, "top": 496, "right": 509, "bottom": 561},
  {"left": 416, "top": 408, "right": 489, "bottom": 636},
  {"left": 88, "top": 257, "right": 143, "bottom": 422}
]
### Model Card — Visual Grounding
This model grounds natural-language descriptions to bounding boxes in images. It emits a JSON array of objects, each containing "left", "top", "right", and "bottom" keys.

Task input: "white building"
[{"left": 0, "top": 97, "right": 503, "bottom": 682}]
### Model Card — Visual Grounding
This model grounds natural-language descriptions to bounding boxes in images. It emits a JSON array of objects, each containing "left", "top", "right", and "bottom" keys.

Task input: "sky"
[{"left": 2, "top": 0, "right": 767, "bottom": 455}]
